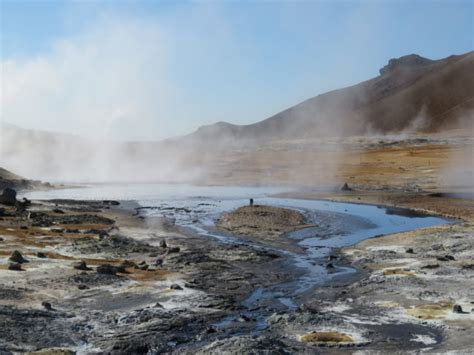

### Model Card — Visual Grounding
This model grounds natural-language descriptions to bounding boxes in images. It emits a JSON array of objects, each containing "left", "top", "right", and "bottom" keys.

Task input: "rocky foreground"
[
  {"left": 0, "top": 196, "right": 286, "bottom": 354},
  {"left": 0, "top": 187, "right": 473, "bottom": 353}
]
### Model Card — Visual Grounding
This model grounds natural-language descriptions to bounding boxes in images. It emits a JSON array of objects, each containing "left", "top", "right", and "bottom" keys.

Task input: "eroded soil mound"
[{"left": 217, "top": 205, "right": 308, "bottom": 239}]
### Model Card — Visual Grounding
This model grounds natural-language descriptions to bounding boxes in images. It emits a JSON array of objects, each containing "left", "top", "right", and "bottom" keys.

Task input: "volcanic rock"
[
  {"left": 8, "top": 263, "right": 23, "bottom": 271},
  {"left": 73, "top": 260, "right": 91, "bottom": 271},
  {"left": 41, "top": 301, "right": 53, "bottom": 311},
  {"left": 0, "top": 188, "right": 17, "bottom": 206},
  {"left": 96, "top": 263, "right": 126, "bottom": 275},
  {"left": 9, "top": 250, "right": 28, "bottom": 264}
]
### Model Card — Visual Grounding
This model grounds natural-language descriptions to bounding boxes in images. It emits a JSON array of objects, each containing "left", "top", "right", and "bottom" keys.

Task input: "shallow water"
[{"left": 23, "top": 184, "right": 450, "bottom": 332}]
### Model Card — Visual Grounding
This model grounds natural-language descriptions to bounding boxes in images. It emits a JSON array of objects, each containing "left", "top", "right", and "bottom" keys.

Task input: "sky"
[{"left": 1, "top": 0, "right": 473, "bottom": 140}]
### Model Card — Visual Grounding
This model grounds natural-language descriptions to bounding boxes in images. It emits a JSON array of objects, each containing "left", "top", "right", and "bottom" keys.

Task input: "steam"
[
  {"left": 1, "top": 15, "right": 170, "bottom": 141},
  {"left": 440, "top": 111, "right": 474, "bottom": 193}
]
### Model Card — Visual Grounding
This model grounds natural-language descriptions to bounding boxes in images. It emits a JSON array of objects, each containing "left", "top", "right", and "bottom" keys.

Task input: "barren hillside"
[{"left": 188, "top": 52, "right": 473, "bottom": 143}]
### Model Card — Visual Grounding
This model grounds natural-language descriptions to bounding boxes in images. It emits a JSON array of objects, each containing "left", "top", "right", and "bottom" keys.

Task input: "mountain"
[{"left": 188, "top": 52, "right": 474, "bottom": 143}]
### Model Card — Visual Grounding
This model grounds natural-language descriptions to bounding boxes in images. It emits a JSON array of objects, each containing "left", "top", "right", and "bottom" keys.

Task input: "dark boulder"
[
  {"left": 0, "top": 188, "right": 17, "bottom": 206},
  {"left": 96, "top": 264, "right": 117, "bottom": 275},
  {"left": 153, "top": 258, "right": 163, "bottom": 266},
  {"left": 9, "top": 250, "right": 28, "bottom": 264},
  {"left": 73, "top": 260, "right": 91, "bottom": 271},
  {"left": 8, "top": 263, "right": 23, "bottom": 271},
  {"left": 170, "top": 283, "right": 183, "bottom": 290},
  {"left": 437, "top": 255, "right": 456, "bottom": 261},
  {"left": 36, "top": 252, "right": 47, "bottom": 258},
  {"left": 453, "top": 304, "right": 464, "bottom": 313},
  {"left": 168, "top": 247, "right": 180, "bottom": 254},
  {"left": 96, "top": 263, "right": 126, "bottom": 275},
  {"left": 41, "top": 301, "right": 53, "bottom": 311}
]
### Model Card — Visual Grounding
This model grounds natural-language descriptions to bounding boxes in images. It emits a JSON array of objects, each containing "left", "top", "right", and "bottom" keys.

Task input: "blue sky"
[{"left": 1, "top": 0, "right": 473, "bottom": 140}]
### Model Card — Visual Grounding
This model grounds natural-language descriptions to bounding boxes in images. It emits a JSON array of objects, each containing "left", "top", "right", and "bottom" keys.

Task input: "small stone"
[
  {"left": 170, "top": 284, "right": 183, "bottom": 290},
  {"left": 422, "top": 263, "right": 439, "bottom": 269},
  {"left": 73, "top": 260, "right": 90, "bottom": 271},
  {"left": 78, "top": 284, "right": 89, "bottom": 290},
  {"left": 406, "top": 248, "right": 415, "bottom": 254},
  {"left": 437, "top": 255, "right": 455, "bottom": 261},
  {"left": 41, "top": 301, "right": 53, "bottom": 311},
  {"left": 326, "top": 263, "right": 335, "bottom": 269},
  {"left": 9, "top": 250, "right": 28, "bottom": 264},
  {"left": 238, "top": 314, "right": 252, "bottom": 322},
  {"left": 154, "top": 258, "right": 163, "bottom": 266},
  {"left": 36, "top": 252, "right": 47, "bottom": 258},
  {"left": 8, "top": 263, "right": 23, "bottom": 271},
  {"left": 453, "top": 304, "right": 464, "bottom": 313},
  {"left": 159, "top": 240, "right": 167, "bottom": 248},
  {"left": 168, "top": 247, "right": 180, "bottom": 253},
  {"left": 96, "top": 264, "right": 118, "bottom": 275},
  {"left": 206, "top": 326, "right": 217, "bottom": 333},
  {"left": 120, "top": 260, "right": 137, "bottom": 268}
]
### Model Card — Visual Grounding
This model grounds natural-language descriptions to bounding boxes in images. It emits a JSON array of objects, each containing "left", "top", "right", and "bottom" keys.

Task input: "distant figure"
[
  {"left": 340, "top": 183, "right": 353, "bottom": 191},
  {"left": 249, "top": 198, "right": 254, "bottom": 206}
]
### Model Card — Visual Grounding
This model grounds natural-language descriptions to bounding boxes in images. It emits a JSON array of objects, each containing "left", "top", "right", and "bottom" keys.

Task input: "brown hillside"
[{"left": 189, "top": 52, "right": 474, "bottom": 142}]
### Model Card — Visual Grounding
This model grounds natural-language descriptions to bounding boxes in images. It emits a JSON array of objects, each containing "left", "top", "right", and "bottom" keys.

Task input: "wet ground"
[{"left": 0, "top": 184, "right": 462, "bottom": 353}]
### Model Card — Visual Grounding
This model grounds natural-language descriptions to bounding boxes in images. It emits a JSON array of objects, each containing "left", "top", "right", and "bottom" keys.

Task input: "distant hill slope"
[
  {"left": 188, "top": 52, "right": 474, "bottom": 142},
  {"left": 0, "top": 167, "right": 24, "bottom": 180},
  {"left": 0, "top": 166, "right": 46, "bottom": 191}
]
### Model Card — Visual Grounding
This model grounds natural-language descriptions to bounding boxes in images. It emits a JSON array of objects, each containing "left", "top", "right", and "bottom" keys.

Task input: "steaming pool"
[{"left": 22, "top": 183, "right": 450, "bottom": 331}]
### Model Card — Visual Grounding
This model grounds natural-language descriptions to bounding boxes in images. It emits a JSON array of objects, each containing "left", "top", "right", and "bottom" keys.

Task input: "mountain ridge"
[{"left": 184, "top": 51, "right": 473, "bottom": 143}]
